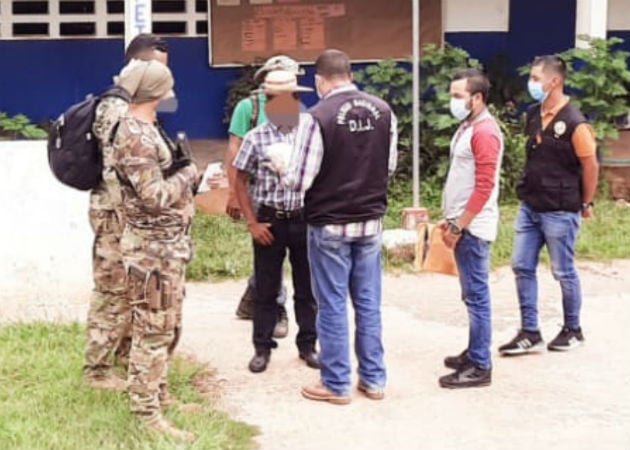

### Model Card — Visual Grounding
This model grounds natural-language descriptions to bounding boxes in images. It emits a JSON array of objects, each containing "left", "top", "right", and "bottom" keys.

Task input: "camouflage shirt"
[
  {"left": 112, "top": 115, "right": 197, "bottom": 238},
  {"left": 90, "top": 95, "right": 129, "bottom": 212}
]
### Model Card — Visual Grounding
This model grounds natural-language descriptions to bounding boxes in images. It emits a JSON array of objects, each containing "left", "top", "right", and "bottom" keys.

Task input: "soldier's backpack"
[{"left": 47, "top": 85, "right": 131, "bottom": 191}]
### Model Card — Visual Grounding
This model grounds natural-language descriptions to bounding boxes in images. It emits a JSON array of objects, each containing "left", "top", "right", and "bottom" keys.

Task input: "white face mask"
[{"left": 449, "top": 97, "right": 471, "bottom": 121}]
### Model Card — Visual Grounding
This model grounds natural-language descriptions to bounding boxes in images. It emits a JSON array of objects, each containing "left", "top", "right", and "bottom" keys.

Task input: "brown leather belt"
[{"left": 258, "top": 205, "right": 304, "bottom": 221}]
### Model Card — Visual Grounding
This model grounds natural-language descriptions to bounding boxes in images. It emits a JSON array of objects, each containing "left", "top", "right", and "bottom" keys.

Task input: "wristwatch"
[
  {"left": 446, "top": 219, "right": 463, "bottom": 235},
  {"left": 581, "top": 201, "right": 594, "bottom": 211}
]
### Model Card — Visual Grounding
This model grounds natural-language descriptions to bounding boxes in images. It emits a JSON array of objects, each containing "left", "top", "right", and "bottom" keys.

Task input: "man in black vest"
[
  {"left": 499, "top": 55, "right": 599, "bottom": 355},
  {"left": 282, "top": 49, "right": 397, "bottom": 404}
]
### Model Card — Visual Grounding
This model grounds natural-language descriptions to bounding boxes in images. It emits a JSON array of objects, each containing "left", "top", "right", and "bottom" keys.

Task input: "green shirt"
[{"left": 228, "top": 94, "right": 267, "bottom": 138}]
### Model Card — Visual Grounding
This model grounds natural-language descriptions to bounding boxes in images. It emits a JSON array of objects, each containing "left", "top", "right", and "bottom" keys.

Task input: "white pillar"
[
  {"left": 412, "top": 0, "right": 420, "bottom": 207},
  {"left": 125, "top": 0, "right": 153, "bottom": 49},
  {"left": 575, "top": 0, "right": 608, "bottom": 47}
]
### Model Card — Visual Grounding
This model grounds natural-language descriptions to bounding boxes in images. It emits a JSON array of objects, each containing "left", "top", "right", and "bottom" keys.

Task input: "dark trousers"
[{"left": 253, "top": 208, "right": 317, "bottom": 354}]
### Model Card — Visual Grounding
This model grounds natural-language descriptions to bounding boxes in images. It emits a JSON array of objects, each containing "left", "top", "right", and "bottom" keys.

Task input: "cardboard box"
[{"left": 195, "top": 187, "right": 229, "bottom": 215}]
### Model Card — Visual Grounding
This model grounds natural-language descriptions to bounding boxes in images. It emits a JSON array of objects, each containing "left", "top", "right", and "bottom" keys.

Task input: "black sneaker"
[
  {"left": 439, "top": 362, "right": 491, "bottom": 389},
  {"left": 498, "top": 329, "right": 545, "bottom": 355},
  {"left": 236, "top": 285, "right": 256, "bottom": 320},
  {"left": 547, "top": 326, "right": 584, "bottom": 351},
  {"left": 444, "top": 349, "right": 469, "bottom": 370}
]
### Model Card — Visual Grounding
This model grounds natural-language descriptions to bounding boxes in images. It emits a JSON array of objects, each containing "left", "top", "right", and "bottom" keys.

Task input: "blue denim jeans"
[
  {"left": 454, "top": 231, "right": 492, "bottom": 370},
  {"left": 307, "top": 225, "right": 386, "bottom": 395},
  {"left": 512, "top": 203, "right": 582, "bottom": 331}
]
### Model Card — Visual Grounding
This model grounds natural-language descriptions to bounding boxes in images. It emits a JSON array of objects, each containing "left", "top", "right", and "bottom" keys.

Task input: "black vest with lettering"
[
  {"left": 516, "top": 102, "right": 587, "bottom": 213},
  {"left": 306, "top": 90, "right": 392, "bottom": 225}
]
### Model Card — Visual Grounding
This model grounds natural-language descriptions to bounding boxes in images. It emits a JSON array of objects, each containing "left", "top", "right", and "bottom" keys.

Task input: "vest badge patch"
[{"left": 553, "top": 120, "right": 567, "bottom": 137}]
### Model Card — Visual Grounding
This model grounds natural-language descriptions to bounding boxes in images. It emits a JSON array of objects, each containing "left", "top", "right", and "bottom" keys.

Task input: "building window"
[
  {"left": 12, "top": 2, "right": 49, "bottom": 15},
  {"left": 13, "top": 22, "right": 49, "bottom": 36},
  {"left": 0, "top": 0, "right": 210, "bottom": 39},
  {"left": 59, "top": 1, "right": 95, "bottom": 15}
]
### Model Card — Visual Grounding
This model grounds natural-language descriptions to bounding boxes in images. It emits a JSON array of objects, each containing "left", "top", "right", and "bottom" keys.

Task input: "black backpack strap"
[
  {"left": 249, "top": 94, "right": 259, "bottom": 131},
  {"left": 101, "top": 85, "right": 132, "bottom": 103},
  {"left": 108, "top": 120, "right": 121, "bottom": 146}
]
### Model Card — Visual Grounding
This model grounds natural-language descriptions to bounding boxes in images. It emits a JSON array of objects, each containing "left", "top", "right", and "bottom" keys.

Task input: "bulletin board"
[{"left": 208, "top": 0, "right": 430, "bottom": 66}]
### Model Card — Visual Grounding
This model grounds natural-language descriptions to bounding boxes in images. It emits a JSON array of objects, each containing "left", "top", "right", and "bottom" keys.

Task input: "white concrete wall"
[
  {"left": 443, "top": 0, "right": 628, "bottom": 33},
  {"left": 0, "top": 141, "right": 93, "bottom": 305},
  {"left": 608, "top": 0, "right": 630, "bottom": 30},
  {"left": 444, "top": 0, "right": 510, "bottom": 32}
]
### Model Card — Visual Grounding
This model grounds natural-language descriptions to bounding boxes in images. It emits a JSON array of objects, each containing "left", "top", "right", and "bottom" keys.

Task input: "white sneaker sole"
[
  {"left": 499, "top": 341, "right": 546, "bottom": 355},
  {"left": 547, "top": 340, "right": 583, "bottom": 352}
]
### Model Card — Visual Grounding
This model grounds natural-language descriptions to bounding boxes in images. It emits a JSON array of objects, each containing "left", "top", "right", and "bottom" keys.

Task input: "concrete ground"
[{"left": 3, "top": 260, "right": 629, "bottom": 450}]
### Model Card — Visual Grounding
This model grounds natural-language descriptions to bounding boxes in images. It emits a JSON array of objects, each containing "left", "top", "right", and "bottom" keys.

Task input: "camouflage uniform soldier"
[
  {"left": 84, "top": 35, "right": 169, "bottom": 388},
  {"left": 112, "top": 59, "right": 197, "bottom": 441}
]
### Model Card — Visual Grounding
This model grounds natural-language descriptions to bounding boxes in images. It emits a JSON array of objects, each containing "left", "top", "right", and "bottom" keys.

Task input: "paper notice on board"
[
  {"left": 242, "top": 19, "right": 267, "bottom": 52},
  {"left": 217, "top": 0, "right": 240, "bottom": 5},
  {"left": 315, "top": 3, "right": 345, "bottom": 17},
  {"left": 253, "top": 4, "right": 345, "bottom": 20},
  {"left": 250, "top": 0, "right": 272, "bottom": 4},
  {"left": 300, "top": 17, "right": 325, "bottom": 50},
  {"left": 272, "top": 19, "right": 298, "bottom": 51}
]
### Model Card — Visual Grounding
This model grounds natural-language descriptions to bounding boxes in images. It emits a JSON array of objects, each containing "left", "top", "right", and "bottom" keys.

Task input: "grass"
[
  {"left": 0, "top": 322, "right": 257, "bottom": 450},
  {"left": 187, "top": 214, "right": 253, "bottom": 281},
  {"left": 187, "top": 180, "right": 630, "bottom": 281}
]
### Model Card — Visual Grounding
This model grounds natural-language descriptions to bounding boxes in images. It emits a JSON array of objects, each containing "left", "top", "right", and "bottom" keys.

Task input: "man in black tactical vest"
[
  {"left": 283, "top": 49, "right": 398, "bottom": 405},
  {"left": 499, "top": 55, "right": 599, "bottom": 355}
]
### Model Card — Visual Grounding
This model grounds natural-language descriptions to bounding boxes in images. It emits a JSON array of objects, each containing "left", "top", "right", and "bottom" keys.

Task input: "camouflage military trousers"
[
  {"left": 84, "top": 208, "right": 130, "bottom": 378},
  {"left": 120, "top": 227, "right": 190, "bottom": 420}
]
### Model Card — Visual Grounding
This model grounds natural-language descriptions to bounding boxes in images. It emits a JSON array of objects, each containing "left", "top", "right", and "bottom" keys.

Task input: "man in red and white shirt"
[{"left": 439, "top": 68, "right": 504, "bottom": 389}]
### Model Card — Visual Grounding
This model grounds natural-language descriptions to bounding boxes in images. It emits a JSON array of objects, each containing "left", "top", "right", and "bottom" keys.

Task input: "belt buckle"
[{"left": 275, "top": 210, "right": 287, "bottom": 220}]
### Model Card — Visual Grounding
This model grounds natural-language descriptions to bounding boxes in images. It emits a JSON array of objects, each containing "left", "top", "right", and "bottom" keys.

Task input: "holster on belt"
[{"left": 126, "top": 263, "right": 173, "bottom": 310}]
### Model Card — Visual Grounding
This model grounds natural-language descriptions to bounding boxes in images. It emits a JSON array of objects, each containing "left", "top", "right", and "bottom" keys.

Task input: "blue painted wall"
[
  {"left": 0, "top": 38, "right": 236, "bottom": 138},
  {"left": 444, "top": 32, "right": 509, "bottom": 65},
  {"left": 1, "top": 0, "right": 628, "bottom": 140},
  {"left": 0, "top": 37, "right": 326, "bottom": 138},
  {"left": 609, "top": 31, "right": 630, "bottom": 53},
  {"left": 507, "top": 0, "right": 577, "bottom": 68}
]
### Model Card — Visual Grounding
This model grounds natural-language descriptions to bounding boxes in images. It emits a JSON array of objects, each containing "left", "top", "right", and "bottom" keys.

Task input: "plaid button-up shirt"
[{"left": 233, "top": 113, "right": 323, "bottom": 211}]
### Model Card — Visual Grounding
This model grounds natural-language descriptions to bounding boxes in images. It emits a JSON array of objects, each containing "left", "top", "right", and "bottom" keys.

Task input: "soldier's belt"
[
  {"left": 127, "top": 263, "right": 173, "bottom": 310},
  {"left": 126, "top": 223, "right": 191, "bottom": 241}
]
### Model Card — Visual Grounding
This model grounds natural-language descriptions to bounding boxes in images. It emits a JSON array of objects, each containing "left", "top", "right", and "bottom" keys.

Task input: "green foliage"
[
  {"left": 0, "top": 112, "right": 48, "bottom": 140},
  {"left": 223, "top": 61, "right": 265, "bottom": 125},
  {"left": 518, "top": 36, "right": 630, "bottom": 145},
  {"left": 354, "top": 45, "right": 526, "bottom": 203},
  {"left": 187, "top": 213, "right": 252, "bottom": 281},
  {"left": 354, "top": 59, "right": 413, "bottom": 150},
  {"left": 559, "top": 36, "right": 630, "bottom": 143},
  {"left": 354, "top": 44, "right": 481, "bottom": 184},
  {"left": 489, "top": 104, "right": 528, "bottom": 200},
  {"left": 485, "top": 51, "right": 527, "bottom": 106},
  {"left": 0, "top": 322, "right": 257, "bottom": 450}
]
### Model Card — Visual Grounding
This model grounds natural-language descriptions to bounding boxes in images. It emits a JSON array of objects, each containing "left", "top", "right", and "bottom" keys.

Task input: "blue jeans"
[
  {"left": 512, "top": 203, "right": 582, "bottom": 331},
  {"left": 307, "top": 225, "right": 386, "bottom": 395},
  {"left": 454, "top": 231, "right": 492, "bottom": 370}
]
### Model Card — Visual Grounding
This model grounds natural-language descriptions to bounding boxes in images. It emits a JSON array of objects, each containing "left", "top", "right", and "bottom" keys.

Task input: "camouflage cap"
[
  {"left": 116, "top": 59, "right": 175, "bottom": 104},
  {"left": 254, "top": 55, "right": 304, "bottom": 83}
]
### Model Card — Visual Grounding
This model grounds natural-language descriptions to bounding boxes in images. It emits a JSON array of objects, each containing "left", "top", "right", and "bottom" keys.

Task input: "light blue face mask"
[
  {"left": 449, "top": 97, "right": 471, "bottom": 121},
  {"left": 527, "top": 80, "right": 548, "bottom": 102},
  {"left": 156, "top": 97, "right": 178, "bottom": 113}
]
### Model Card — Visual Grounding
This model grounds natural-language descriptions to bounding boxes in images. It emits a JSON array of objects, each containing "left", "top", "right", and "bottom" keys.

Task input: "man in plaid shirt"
[{"left": 233, "top": 70, "right": 321, "bottom": 374}]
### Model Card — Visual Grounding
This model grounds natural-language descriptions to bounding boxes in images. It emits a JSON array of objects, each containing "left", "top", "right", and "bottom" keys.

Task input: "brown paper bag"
[
  {"left": 419, "top": 225, "right": 459, "bottom": 276},
  {"left": 194, "top": 187, "right": 229, "bottom": 215}
]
